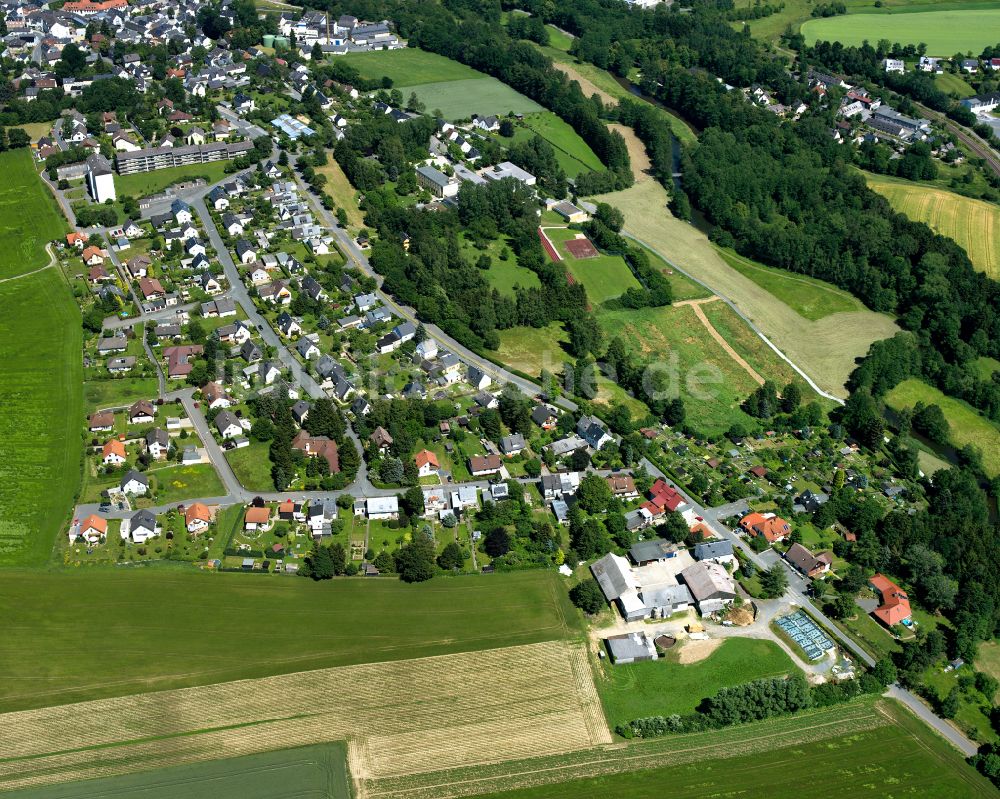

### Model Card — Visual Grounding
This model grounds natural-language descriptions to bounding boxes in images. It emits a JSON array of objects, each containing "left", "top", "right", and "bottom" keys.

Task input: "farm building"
[
  {"left": 679, "top": 561, "right": 736, "bottom": 615},
  {"left": 605, "top": 632, "right": 658, "bottom": 664}
]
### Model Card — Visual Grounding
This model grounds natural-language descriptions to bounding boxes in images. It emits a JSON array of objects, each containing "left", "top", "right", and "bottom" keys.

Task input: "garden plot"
[{"left": 775, "top": 611, "right": 835, "bottom": 661}]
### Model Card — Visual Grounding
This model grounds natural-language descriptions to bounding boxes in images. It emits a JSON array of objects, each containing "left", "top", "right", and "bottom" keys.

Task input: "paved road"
[
  {"left": 288, "top": 157, "right": 579, "bottom": 413},
  {"left": 885, "top": 684, "right": 979, "bottom": 757},
  {"left": 177, "top": 389, "right": 246, "bottom": 497}
]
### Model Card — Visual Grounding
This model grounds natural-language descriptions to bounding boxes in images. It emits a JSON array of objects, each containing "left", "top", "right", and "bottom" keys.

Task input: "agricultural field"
[
  {"left": 0, "top": 149, "right": 67, "bottom": 279},
  {"left": 592, "top": 180, "right": 899, "bottom": 397},
  {"left": 596, "top": 638, "right": 797, "bottom": 728},
  {"left": 407, "top": 77, "right": 543, "bottom": 121},
  {"left": 717, "top": 248, "right": 862, "bottom": 321},
  {"left": 865, "top": 172, "right": 1000, "bottom": 279},
  {"left": 365, "top": 697, "right": 994, "bottom": 799},
  {"left": 4, "top": 743, "right": 352, "bottom": 799},
  {"left": 114, "top": 161, "right": 231, "bottom": 198},
  {"left": 513, "top": 112, "right": 603, "bottom": 177},
  {"left": 0, "top": 569, "right": 576, "bottom": 711},
  {"left": 0, "top": 640, "right": 609, "bottom": 793},
  {"left": 0, "top": 276, "right": 80, "bottom": 569},
  {"left": 801, "top": 9, "right": 1000, "bottom": 53},
  {"left": 885, "top": 378, "right": 1000, "bottom": 477},
  {"left": 342, "top": 48, "right": 482, "bottom": 86}
]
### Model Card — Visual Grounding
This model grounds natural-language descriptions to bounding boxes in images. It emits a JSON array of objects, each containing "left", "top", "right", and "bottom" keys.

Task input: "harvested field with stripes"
[
  {"left": 866, "top": 172, "right": 1000, "bottom": 279},
  {"left": 0, "top": 641, "right": 610, "bottom": 796}
]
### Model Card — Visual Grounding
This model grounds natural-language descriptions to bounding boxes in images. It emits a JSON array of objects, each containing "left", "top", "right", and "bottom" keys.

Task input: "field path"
[
  {"left": 607, "top": 123, "right": 651, "bottom": 183},
  {"left": 678, "top": 297, "right": 765, "bottom": 387},
  {"left": 0, "top": 243, "right": 56, "bottom": 284}
]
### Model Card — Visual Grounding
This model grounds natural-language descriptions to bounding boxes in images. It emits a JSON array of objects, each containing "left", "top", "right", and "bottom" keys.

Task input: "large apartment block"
[{"left": 115, "top": 140, "right": 255, "bottom": 175}]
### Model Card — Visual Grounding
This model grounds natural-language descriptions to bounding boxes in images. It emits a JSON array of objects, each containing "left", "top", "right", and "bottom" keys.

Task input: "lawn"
[
  {"left": 591, "top": 180, "right": 899, "bottom": 397},
  {"left": 0, "top": 148, "right": 67, "bottom": 279},
  {"left": 515, "top": 111, "right": 604, "bottom": 177},
  {"left": 495, "top": 322, "right": 571, "bottom": 378},
  {"left": 486, "top": 256, "right": 542, "bottom": 295},
  {"left": 84, "top": 376, "right": 160, "bottom": 409},
  {"left": 865, "top": 171, "right": 1000, "bottom": 279},
  {"left": 114, "top": 161, "right": 231, "bottom": 198},
  {"left": 0, "top": 569, "right": 576, "bottom": 712},
  {"left": 596, "top": 638, "right": 797, "bottom": 728},
  {"left": 150, "top": 462, "right": 225, "bottom": 503},
  {"left": 0, "top": 274, "right": 80, "bottom": 569},
  {"left": 3, "top": 743, "right": 351, "bottom": 799},
  {"left": 546, "top": 227, "right": 640, "bottom": 305},
  {"left": 885, "top": 378, "right": 1000, "bottom": 477},
  {"left": 835, "top": 609, "right": 902, "bottom": 662},
  {"left": 226, "top": 439, "right": 274, "bottom": 491},
  {"left": 973, "top": 356, "right": 1000, "bottom": 381},
  {"left": 408, "top": 77, "right": 543, "bottom": 121},
  {"left": 717, "top": 248, "right": 862, "bottom": 320},
  {"left": 467, "top": 699, "right": 996, "bottom": 799},
  {"left": 342, "top": 47, "right": 482, "bottom": 86},
  {"left": 545, "top": 24, "right": 575, "bottom": 52},
  {"left": 976, "top": 640, "right": 1000, "bottom": 701},
  {"left": 801, "top": 9, "right": 1000, "bottom": 54}
]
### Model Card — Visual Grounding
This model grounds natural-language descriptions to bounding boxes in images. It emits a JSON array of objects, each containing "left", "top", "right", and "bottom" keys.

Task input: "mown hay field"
[
  {"left": 407, "top": 77, "right": 543, "bottom": 121},
  {"left": 452, "top": 699, "right": 995, "bottom": 799},
  {"left": 866, "top": 172, "right": 1000, "bottom": 279},
  {"left": 0, "top": 570, "right": 574, "bottom": 712},
  {"left": 0, "top": 641, "right": 610, "bottom": 794},
  {"left": 3, "top": 743, "right": 351, "bottom": 799},
  {"left": 801, "top": 9, "right": 1000, "bottom": 55},
  {"left": 592, "top": 181, "right": 899, "bottom": 397},
  {"left": 365, "top": 697, "right": 983, "bottom": 799}
]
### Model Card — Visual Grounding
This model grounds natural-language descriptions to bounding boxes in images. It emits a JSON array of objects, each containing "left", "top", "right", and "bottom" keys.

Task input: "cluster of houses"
[{"left": 275, "top": 12, "right": 404, "bottom": 57}]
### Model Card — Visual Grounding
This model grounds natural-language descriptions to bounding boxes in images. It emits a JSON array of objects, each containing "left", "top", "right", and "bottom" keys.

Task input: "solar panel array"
[{"left": 775, "top": 611, "right": 834, "bottom": 660}]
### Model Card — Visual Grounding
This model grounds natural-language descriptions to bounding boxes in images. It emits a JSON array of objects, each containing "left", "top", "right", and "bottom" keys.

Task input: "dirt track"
[{"left": 677, "top": 297, "right": 765, "bottom": 387}]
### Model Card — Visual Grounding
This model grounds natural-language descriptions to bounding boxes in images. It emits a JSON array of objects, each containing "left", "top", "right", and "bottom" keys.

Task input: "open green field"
[
  {"left": 467, "top": 699, "right": 995, "bottom": 799},
  {"left": 408, "top": 77, "right": 543, "bottom": 121},
  {"left": 0, "top": 271, "right": 81, "bottom": 566},
  {"left": 976, "top": 640, "right": 1000, "bottom": 701},
  {"left": 885, "top": 378, "right": 1000, "bottom": 477},
  {"left": 486, "top": 256, "right": 542, "bottom": 295},
  {"left": 84, "top": 375, "right": 160, "bottom": 409},
  {"left": 4, "top": 743, "right": 351, "bottom": 799},
  {"left": 802, "top": 9, "right": 1000, "bottom": 53},
  {"left": 865, "top": 172, "right": 1000, "bottom": 279},
  {"left": 226, "top": 439, "right": 274, "bottom": 491},
  {"left": 114, "top": 161, "right": 231, "bottom": 198},
  {"left": 592, "top": 180, "right": 899, "bottom": 397},
  {"left": 150, "top": 462, "right": 225, "bottom": 503},
  {"left": 342, "top": 47, "right": 482, "bottom": 86},
  {"left": 596, "top": 638, "right": 797, "bottom": 728},
  {"left": 545, "top": 24, "right": 575, "bottom": 52},
  {"left": 316, "top": 156, "right": 365, "bottom": 230},
  {"left": 0, "top": 149, "right": 67, "bottom": 279},
  {"left": 717, "top": 248, "right": 862, "bottom": 320},
  {"left": 974, "top": 356, "right": 1000, "bottom": 381},
  {"left": 515, "top": 112, "right": 604, "bottom": 177},
  {"left": 935, "top": 70, "right": 977, "bottom": 98},
  {"left": 0, "top": 569, "right": 575, "bottom": 711}
]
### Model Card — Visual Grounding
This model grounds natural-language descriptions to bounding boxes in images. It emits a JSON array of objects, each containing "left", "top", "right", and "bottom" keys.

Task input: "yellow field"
[
  {"left": 590, "top": 181, "right": 899, "bottom": 397},
  {"left": 0, "top": 641, "right": 610, "bottom": 795},
  {"left": 317, "top": 156, "right": 365, "bottom": 231},
  {"left": 866, "top": 173, "right": 1000, "bottom": 279}
]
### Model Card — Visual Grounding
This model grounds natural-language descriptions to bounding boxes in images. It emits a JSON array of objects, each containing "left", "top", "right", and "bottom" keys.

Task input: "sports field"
[
  {"left": 363, "top": 698, "right": 994, "bottom": 799},
  {"left": 801, "top": 9, "right": 1000, "bottom": 53},
  {"left": 596, "top": 638, "right": 797, "bottom": 728},
  {"left": 545, "top": 227, "right": 640, "bottom": 305},
  {"left": 515, "top": 112, "right": 604, "bottom": 177},
  {"left": 408, "top": 77, "right": 543, "bottom": 121},
  {"left": 592, "top": 181, "right": 899, "bottom": 397},
  {"left": 885, "top": 378, "right": 1000, "bottom": 477},
  {"left": 114, "top": 161, "right": 231, "bottom": 198},
  {"left": 342, "top": 48, "right": 483, "bottom": 86},
  {"left": 866, "top": 172, "right": 1000, "bottom": 279},
  {"left": 0, "top": 640, "right": 609, "bottom": 793},
  {"left": 0, "top": 149, "right": 67, "bottom": 279},
  {"left": 0, "top": 569, "right": 575, "bottom": 711},
  {"left": 4, "top": 743, "right": 352, "bottom": 799}
]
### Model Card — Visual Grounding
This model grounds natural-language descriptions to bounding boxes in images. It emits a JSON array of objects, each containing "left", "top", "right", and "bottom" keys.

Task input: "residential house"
[
  {"left": 291, "top": 429, "right": 340, "bottom": 472},
  {"left": 120, "top": 469, "right": 149, "bottom": 496},
  {"left": 739, "top": 512, "right": 790, "bottom": 544},
  {"left": 128, "top": 399, "right": 156, "bottom": 424},
  {"left": 469, "top": 453, "right": 502, "bottom": 477},
  {"left": 577, "top": 415, "right": 612, "bottom": 450},
  {"left": 693, "top": 540, "right": 736, "bottom": 567},
  {"left": 532, "top": 404, "right": 558, "bottom": 430},
  {"left": 185, "top": 502, "right": 211, "bottom": 534},
  {"left": 245, "top": 505, "right": 270, "bottom": 531},
  {"left": 370, "top": 426, "right": 393, "bottom": 452},
  {"left": 500, "top": 433, "right": 526, "bottom": 456},
  {"left": 415, "top": 449, "right": 439, "bottom": 477},
  {"left": 215, "top": 410, "right": 243, "bottom": 439},
  {"left": 366, "top": 496, "right": 399, "bottom": 520},
  {"left": 127, "top": 509, "right": 158, "bottom": 543},
  {"left": 783, "top": 542, "right": 833, "bottom": 578},
  {"left": 102, "top": 438, "right": 127, "bottom": 465},
  {"left": 607, "top": 474, "right": 638, "bottom": 499},
  {"left": 467, "top": 364, "right": 491, "bottom": 390},
  {"left": 89, "top": 410, "right": 115, "bottom": 431},
  {"left": 144, "top": 428, "right": 170, "bottom": 459},
  {"left": 869, "top": 573, "right": 912, "bottom": 627},
  {"left": 77, "top": 514, "right": 108, "bottom": 544}
]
